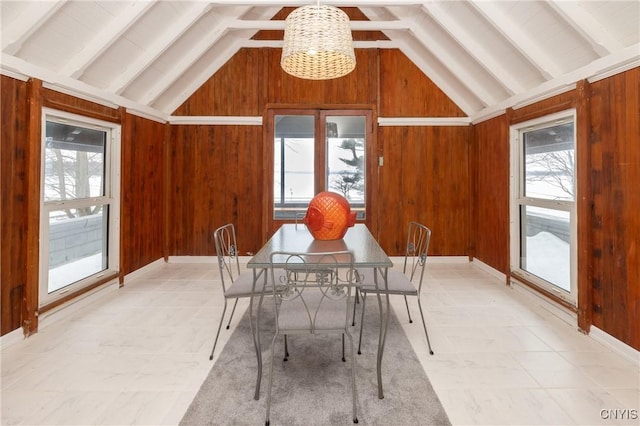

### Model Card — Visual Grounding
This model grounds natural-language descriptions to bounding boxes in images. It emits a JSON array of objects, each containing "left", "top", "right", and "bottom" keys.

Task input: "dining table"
[{"left": 246, "top": 223, "right": 393, "bottom": 401}]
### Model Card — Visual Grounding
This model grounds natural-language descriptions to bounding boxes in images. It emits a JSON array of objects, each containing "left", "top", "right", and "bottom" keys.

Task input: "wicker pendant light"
[{"left": 281, "top": 2, "right": 356, "bottom": 80}]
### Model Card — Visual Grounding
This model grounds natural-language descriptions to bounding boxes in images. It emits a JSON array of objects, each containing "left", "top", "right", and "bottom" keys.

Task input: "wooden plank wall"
[
  {"left": 0, "top": 76, "right": 165, "bottom": 335},
  {"left": 588, "top": 69, "right": 639, "bottom": 349},
  {"left": 2, "top": 60, "right": 637, "bottom": 351},
  {"left": 171, "top": 48, "right": 467, "bottom": 256},
  {"left": 471, "top": 115, "right": 510, "bottom": 274},
  {"left": 472, "top": 69, "right": 639, "bottom": 349},
  {"left": 1, "top": 76, "right": 29, "bottom": 335},
  {"left": 167, "top": 125, "right": 264, "bottom": 255},
  {"left": 377, "top": 126, "right": 469, "bottom": 255},
  {"left": 120, "top": 113, "right": 165, "bottom": 275}
]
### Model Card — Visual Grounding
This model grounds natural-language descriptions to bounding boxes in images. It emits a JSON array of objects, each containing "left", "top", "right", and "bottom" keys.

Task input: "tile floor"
[{"left": 1, "top": 260, "right": 638, "bottom": 425}]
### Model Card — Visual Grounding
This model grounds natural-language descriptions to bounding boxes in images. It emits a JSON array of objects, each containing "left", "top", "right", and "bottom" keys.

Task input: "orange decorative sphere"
[{"left": 303, "top": 191, "right": 357, "bottom": 240}]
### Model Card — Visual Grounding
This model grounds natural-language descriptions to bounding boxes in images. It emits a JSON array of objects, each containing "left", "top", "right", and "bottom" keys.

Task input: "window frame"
[
  {"left": 509, "top": 109, "right": 578, "bottom": 305},
  {"left": 266, "top": 107, "right": 373, "bottom": 232},
  {"left": 39, "top": 108, "right": 121, "bottom": 308}
]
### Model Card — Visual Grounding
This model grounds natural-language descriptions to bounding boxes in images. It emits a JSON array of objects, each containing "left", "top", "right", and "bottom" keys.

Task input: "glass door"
[{"left": 268, "top": 108, "right": 372, "bottom": 231}]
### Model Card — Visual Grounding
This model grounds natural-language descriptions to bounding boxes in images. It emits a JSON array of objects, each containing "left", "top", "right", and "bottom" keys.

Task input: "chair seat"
[
  {"left": 358, "top": 268, "right": 418, "bottom": 295},
  {"left": 224, "top": 269, "right": 286, "bottom": 299},
  {"left": 277, "top": 290, "right": 349, "bottom": 332}
]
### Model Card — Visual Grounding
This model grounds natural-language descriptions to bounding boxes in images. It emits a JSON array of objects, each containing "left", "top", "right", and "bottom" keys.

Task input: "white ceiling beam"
[
  {"left": 108, "top": 2, "right": 212, "bottom": 95},
  {"left": 227, "top": 19, "right": 409, "bottom": 31},
  {"left": 207, "top": 1, "right": 423, "bottom": 5},
  {"left": 420, "top": 2, "right": 523, "bottom": 96},
  {"left": 401, "top": 19, "right": 500, "bottom": 107},
  {"left": 0, "top": 53, "right": 167, "bottom": 122},
  {"left": 469, "top": 42, "right": 639, "bottom": 123},
  {"left": 60, "top": 1, "right": 155, "bottom": 79},
  {"left": 392, "top": 36, "right": 480, "bottom": 116},
  {"left": 240, "top": 39, "right": 398, "bottom": 48},
  {"left": 469, "top": 0, "right": 563, "bottom": 80},
  {"left": 2, "top": 0, "right": 67, "bottom": 55},
  {"left": 158, "top": 37, "right": 246, "bottom": 113},
  {"left": 137, "top": 8, "right": 253, "bottom": 106},
  {"left": 546, "top": 1, "right": 621, "bottom": 56},
  {"left": 359, "top": 6, "right": 479, "bottom": 115}
]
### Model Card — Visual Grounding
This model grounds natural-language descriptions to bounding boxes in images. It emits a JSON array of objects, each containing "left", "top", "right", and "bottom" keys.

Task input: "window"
[
  {"left": 39, "top": 109, "right": 120, "bottom": 307},
  {"left": 271, "top": 110, "right": 369, "bottom": 221},
  {"left": 510, "top": 110, "right": 577, "bottom": 305}
]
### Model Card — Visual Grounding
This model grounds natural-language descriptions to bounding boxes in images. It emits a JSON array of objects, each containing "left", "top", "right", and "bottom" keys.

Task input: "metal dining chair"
[
  {"left": 264, "top": 251, "right": 359, "bottom": 426},
  {"left": 208, "top": 223, "right": 288, "bottom": 362},
  {"left": 208, "top": 223, "right": 257, "bottom": 360},
  {"left": 354, "top": 221, "right": 434, "bottom": 355}
]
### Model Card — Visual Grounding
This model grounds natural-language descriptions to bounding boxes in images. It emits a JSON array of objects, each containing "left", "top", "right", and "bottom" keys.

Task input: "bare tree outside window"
[
  {"left": 525, "top": 148, "right": 574, "bottom": 200},
  {"left": 330, "top": 138, "right": 364, "bottom": 200},
  {"left": 45, "top": 147, "right": 104, "bottom": 217}
]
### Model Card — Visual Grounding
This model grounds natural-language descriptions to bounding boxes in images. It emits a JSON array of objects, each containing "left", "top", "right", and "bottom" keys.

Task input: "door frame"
[{"left": 263, "top": 104, "right": 376, "bottom": 239}]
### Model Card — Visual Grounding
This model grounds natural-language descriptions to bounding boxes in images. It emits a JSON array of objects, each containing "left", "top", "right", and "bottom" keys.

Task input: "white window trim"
[
  {"left": 39, "top": 108, "right": 121, "bottom": 307},
  {"left": 509, "top": 109, "right": 578, "bottom": 305}
]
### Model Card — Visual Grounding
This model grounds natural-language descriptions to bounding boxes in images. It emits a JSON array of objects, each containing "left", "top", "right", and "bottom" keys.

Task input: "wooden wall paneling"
[
  {"left": 0, "top": 76, "right": 29, "bottom": 335},
  {"left": 266, "top": 49, "right": 378, "bottom": 105},
  {"left": 190, "top": 126, "right": 215, "bottom": 255},
  {"left": 622, "top": 69, "right": 640, "bottom": 349},
  {"left": 426, "top": 126, "right": 470, "bottom": 255},
  {"left": 575, "top": 80, "right": 593, "bottom": 332},
  {"left": 24, "top": 78, "right": 43, "bottom": 335},
  {"left": 166, "top": 125, "right": 264, "bottom": 256},
  {"left": 378, "top": 49, "right": 466, "bottom": 118},
  {"left": 472, "top": 115, "right": 510, "bottom": 274},
  {"left": 172, "top": 49, "right": 263, "bottom": 116},
  {"left": 42, "top": 88, "right": 120, "bottom": 123},
  {"left": 163, "top": 123, "right": 171, "bottom": 261},
  {"left": 377, "top": 127, "right": 410, "bottom": 254},
  {"left": 508, "top": 90, "right": 576, "bottom": 124},
  {"left": 120, "top": 113, "right": 165, "bottom": 276},
  {"left": 468, "top": 124, "right": 477, "bottom": 261},
  {"left": 119, "top": 107, "right": 128, "bottom": 285},
  {"left": 377, "top": 126, "right": 470, "bottom": 256},
  {"left": 167, "top": 125, "right": 196, "bottom": 255},
  {"left": 589, "top": 69, "right": 640, "bottom": 349},
  {"left": 234, "top": 126, "right": 264, "bottom": 255}
]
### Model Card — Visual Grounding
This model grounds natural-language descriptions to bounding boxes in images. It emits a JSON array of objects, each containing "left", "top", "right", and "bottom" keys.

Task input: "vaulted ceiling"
[{"left": 1, "top": 1, "right": 638, "bottom": 123}]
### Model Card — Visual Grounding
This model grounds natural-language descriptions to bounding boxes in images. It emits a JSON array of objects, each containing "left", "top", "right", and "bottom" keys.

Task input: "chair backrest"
[
  {"left": 269, "top": 251, "right": 356, "bottom": 334},
  {"left": 402, "top": 222, "right": 432, "bottom": 293},
  {"left": 213, "top": 223, "right": 242, "bottom": 293},
  {"left": 294, "top": 212, "right": 306, "bottom": 229}
]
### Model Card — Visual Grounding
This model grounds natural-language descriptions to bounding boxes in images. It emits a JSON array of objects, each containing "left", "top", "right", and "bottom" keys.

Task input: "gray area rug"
[{"left": 181, "top": 298, "right": 451, "bottom": 425}]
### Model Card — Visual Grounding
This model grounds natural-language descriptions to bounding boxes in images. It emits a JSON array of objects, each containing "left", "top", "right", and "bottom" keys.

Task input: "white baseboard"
[
  {"left": 37, "top": 279, "right": 120, "bottom": 330},
  {"left": 427, "top": 255, "right": 470, "bottom": 264},
  {"left": 471, "top": 258, "right": 507, "bottom": 281},
  {"left": 510, "top": 279, "right": 578, "bottom": 326},
  {"left": 471, "top": 258, "right": 639, "bottom": 364},
  {"left": 168, "top": 255, "right": 469, "bottom": 265},
  {"left": 123, "top": 258, "right": 165, "bottom": 281},
  {"left": 0, "top": 327, "right": 25, "bottom": 350},
  {"left": 590, "top": 326, "right": 640, "bottom": 365},
  {"left": 168, "top": 256, "right": 216, "bottom": 263}
]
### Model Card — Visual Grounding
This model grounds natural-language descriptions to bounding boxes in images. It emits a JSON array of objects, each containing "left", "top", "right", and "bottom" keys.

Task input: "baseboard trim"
[
  {"left": 0, "top": 327, "right": 25, "bottom": 350},
  {"left": 123, "top": 258, "right": 166, "bottom": 281},
  {"left": 426, "top": 255, "right": 470, "bottom": 263},
  {"left": 590, "top": 326, "right": 640, "bottom": 365},
  {"left": 168, "top": 255, "right": 217, "bottom": 263},
  {"left": 471, "top": 258, "right": 639, "bottom": 364},
  {"left": 471, "top": 258, "right": 507, "bottom": 281},
  {"left": 510, "top": 279, "right": 578, "bottom": 326},
  {"left": 37, "top": 278, "right": 119, "bottom": 330}
]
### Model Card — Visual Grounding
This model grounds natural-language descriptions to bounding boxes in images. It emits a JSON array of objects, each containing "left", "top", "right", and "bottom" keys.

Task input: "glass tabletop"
[{"left": 247, "top": 224, "right": 392, "bottom": 269}]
